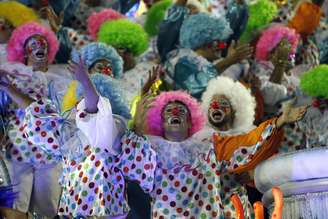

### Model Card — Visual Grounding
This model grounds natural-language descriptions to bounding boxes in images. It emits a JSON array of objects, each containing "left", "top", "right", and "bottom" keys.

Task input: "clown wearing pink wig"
[
  {"left": 254, "top": 25, "right": 300, "bottom": 118},
  {"left": 117, "top": 88, "right": 300, "bottom": 218},
  {"left": 0, "top": 22, "right": 69, "bottom": 218}
]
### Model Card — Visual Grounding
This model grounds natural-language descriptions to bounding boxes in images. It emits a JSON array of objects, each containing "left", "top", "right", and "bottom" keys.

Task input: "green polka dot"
[
  {"left": 237, "top": 155, "right": 242, "bottom": 162},
  {"left": 82, "top": 191, "right": 88, "bottom": 197},
  {"left": 206, "top": 171, "right": 212, "bottom": 177},
  {"left": 29, "top": 131, "right": 33, "bottom": 136},
  {"left": 186, "top": 178, "right": 192, "bottom": 184},
  {"left": 16, "top": 138, "right": 22, "bottom": 144},
  {"left": 188, "top": 203, "right": 194, "bottom": 209},
  {"left": 95, "top": 147, "right": 101, "bottom": 153},
  {"left": 201, "top": 213, "right": 207, "bottom": 219},
  {"left": 176, "top": 194, "right": 182, "bottom": 200},
  {"left": 83, "top": 163, "right": 89, "bottom": 169},
  {"left": 210, "top": 197, "right": 215, "bottom": 204},
  {"left": 163, "top": 209, "right": 169, "bottom": 215},
  {"left": 162, "top": 181, "right": 168, "bottom": 187},
  {"left": 95, "top": 174, "right": 100, "bottom": 180},
  {"left": 24, "top": 152, "right": 30, "bottom": 157},
  {"left": 128, "top": 155, "right": 134, "bottom": 160},
  {"left": 136, "top": 169, "right": 142, "bottom": 174}
]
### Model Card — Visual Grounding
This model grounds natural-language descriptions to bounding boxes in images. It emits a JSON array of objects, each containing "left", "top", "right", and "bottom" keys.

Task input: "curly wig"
[
  {"left": 144, "top": 0, "right": 172, "bottom": 36},
  {"left": 76, "top": 73, "right": 131, "bottom": 119},
  {"left": 98, "top": 19, "right": 149, "bottom": 56},
  {"left": 201, "top": 76, "right": 256, "bottom": 133},
  {"left": 147, "top": 91, "right": 205, "bottom": 137},
  {"left": 179, "top": 13, "right": 232, "bottom": 49},
  {"left": 300, "top": 65, "right": 328, "bottom": 99},
  {"left": 87, "top": 9, "right": 125, "bottom": 40},
  {"left": 7, "top": 22, "right": 59, "bottom": 64},
  {"left": 288, "top": 2, "right": 322, "bottom": 37},
  {"left": 75, "top": 42, "right": 123, "bottom": 78},
  {"left": 256, "top": 25, "right": 299, "bottom": 61},
  {"left": 0, "top": 1, "right": 39, "bottom": 28},
  {"left": 239, "top": 0, "right": 278, "bottom": 43}
]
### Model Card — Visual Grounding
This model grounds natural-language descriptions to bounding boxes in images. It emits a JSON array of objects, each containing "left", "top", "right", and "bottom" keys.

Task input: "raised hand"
[
  {"left": 39, "top": 7, "right": 64, "bottom": 33},
  {"left": 134, "top": 93, "right": 155, "bottom": 136},
  {"left": 227, "top": 41, "right": 253, "bottom": 64},
  {"left": 142, "top": 65, "right": 164, "bottom": 96},
  {"left": 276, "top": 99, "right": 308, "bottom": 128},
  {"left": 68, "top": 57, "right": 90, "bottom": 85}
]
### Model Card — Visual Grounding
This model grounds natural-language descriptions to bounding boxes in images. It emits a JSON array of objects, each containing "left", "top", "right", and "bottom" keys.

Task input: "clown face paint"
[
  {"left": 162, "top": 101, "right": 191, "bottom": 142},
  {"left": 25, "top": 35, "right": 48, "bottom": 63},
  {"left": 202, "top": 40, "right": 227, "bottom": 61},
  {"left": 208, "top": 95, "right": 234, "bottom": 130},
  {"left": 89, "top": 59, "right": 113, "bottom": 76},
  {"left": 0, "top": 18, "right": 13, "bottom": 43}
]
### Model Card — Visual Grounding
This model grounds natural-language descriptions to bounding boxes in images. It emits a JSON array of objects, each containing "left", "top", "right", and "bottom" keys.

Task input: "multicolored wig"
[
  {"left": 62, "top": 74, "right": 131, "bottom": 119},
  {"left": 179, "top": 13, "right": 232, "bottom": 49},
  {"left": 0, "top": 1, "right": 39, "bottom": 27},
  {"left": 201, "top": 76, "right": 256, "bottom": 133},
  {"left": 300, "top": 65, "right": 328, "bottom": 99},
  {"left": 288, "top": 2, "right": 322, "bottom": 37},
  {"left": 74, "top": 42, "right": 123, "bottom": 78},
  {"left": 98, "top": 19, "right": 149, "bottom": 56},
  {"left": 87, "top": 9, "right": 125, "bottom": 40},
  {"left": 7, "top": 22, "right": 59, "bottom": 64},
  {"left": 256, "top": 25, "right": 299, "bottom": 61},
  {"left": 239, "top": 0, "right": 278, "bottom": 43},
  {"left": 144, "top": 0, "right": 173, "bottom": 36},
  {"left": 146, "top": 91, "right": 205, "bottom": 137}
]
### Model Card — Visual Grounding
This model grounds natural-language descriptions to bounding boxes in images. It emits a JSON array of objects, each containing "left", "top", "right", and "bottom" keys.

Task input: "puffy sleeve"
[
  {"left": 260, "top": 80, "right": 288, "bottom": 106},
  {"left": 173, "top": 56, "right": 218, "bottom": 99},
  {"left": 22, "top": 98, "right": 64, "bottom": 160},
  {"left": 214, "top": 118, "right": 284, "bottom": 174},
  {"left": 76, "top": 96, "right": 119, "bottom": 155},
  {"left": 116, "top": 131, "right": 157, "bottom": 193}
]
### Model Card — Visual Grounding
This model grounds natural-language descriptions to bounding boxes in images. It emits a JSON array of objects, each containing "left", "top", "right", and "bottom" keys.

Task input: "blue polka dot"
[
  {"left": 182, "top": 199, "right": 189, "bottom": 206},
  {"left": 156, "top": 202, "right": 162, "bottom": 208},
  {"left": 202, "top": 192, "right": 208, "bottom": 198},
  {"left": 88, "top": 196, "right": 94, "bottom": 202},
  {"left": 179, "top": 173, "right": 186, "bottom": 179},
  {"left": 169, "top": 187, "right": 175, "bottom": 194},
  {"left": 156, "top": 175, "right": 163, "bottom": 182},
  {"left": 71, "top": 203, "right": 76, "bottom": 209}
]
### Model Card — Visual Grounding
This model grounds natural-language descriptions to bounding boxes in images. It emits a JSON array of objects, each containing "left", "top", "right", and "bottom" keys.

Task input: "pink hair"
[
  {"left": 7, "top": 22, "right": 59, "bottom": 64},
  {"left": 256, "top": 25, "right": 300, "bottom": 61},
  {"left": 87, "top": 9, "right": 125, "bottom": 40},
  {"left": 146, "top": 91, "right": 205, "bottom": 137}
]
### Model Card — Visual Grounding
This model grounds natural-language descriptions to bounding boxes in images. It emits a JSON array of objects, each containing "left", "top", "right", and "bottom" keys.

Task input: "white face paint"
[
  {"left": 89, "top": 59, "right": 113, "bottom": 76},
  {"left": 25, "top": 35, "right": 48, "bottom": 63}
]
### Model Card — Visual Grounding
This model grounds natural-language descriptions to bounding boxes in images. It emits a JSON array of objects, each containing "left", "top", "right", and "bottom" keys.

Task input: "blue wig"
[
  {"left": 77, "top": 73, "right": 131, "bottom": 119},
  {"left": 179, "top": 13, "right": 232, "bottom": 49},
  {"left": 72, "top": 42, "right": 124, "bottom": 78}
]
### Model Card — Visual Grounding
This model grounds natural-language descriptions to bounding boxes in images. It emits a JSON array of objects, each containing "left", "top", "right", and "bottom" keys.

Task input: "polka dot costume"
[
  {"left": 24, "top": 97, "right": 157, "bottom": 217},
  {"left": 148, "top": 123, "right": 275, "bottom": 218}
]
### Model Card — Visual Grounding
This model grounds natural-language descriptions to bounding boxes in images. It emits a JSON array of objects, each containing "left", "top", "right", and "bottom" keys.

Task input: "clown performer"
[
  {"left": 164, "top": 13, "right": 253, "bottom": 99},
  {"left": 122, "top": 80, "right": 307, "bottom": 218},
  {"left": 0, "top": 21, "right": 75, "bottom": 219},
  {"left": 23, "top": 56, "right": 156, "bottom": 218},
  {"left": 193, "top": 76, "right": 277, "bottom": 218},
  {"left": 61, "top": 42, "right": 124, "bottom": 112},
  {"left": 156, "top": 0, "right": 208, "bottom": 62},
  {"left": 0, "top": 1, "right": 39, "bottom": 63},
  {"left": 97, "top": 18, "right": 156, "bottom": 104}
]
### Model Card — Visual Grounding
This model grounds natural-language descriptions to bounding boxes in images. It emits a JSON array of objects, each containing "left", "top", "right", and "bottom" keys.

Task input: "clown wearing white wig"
[{"left": 164, "top": 12, "right": 253, "bottom": 99}]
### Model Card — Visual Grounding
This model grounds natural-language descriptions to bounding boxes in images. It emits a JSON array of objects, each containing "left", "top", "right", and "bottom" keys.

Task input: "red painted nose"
[
  {"left": 101, "top": 67, "right": 112, "bottom": 75},
  {"left": 210, "top": 101, "right": 219, "bottom": 110},
  {"left": 172, "top": 107, "right": 180, "bottom": 116}
]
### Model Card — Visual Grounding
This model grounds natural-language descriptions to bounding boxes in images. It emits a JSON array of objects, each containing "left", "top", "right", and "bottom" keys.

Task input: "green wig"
[
  {"left": 300, "top": 65, "right": 328, "bottom": 99},
  {"left": 98, "top": 19, "right": 149, "bottom": 56},
  {"left": 239, "top": 0, "right": 278, "bottom": 43},
  {"left": 144, "top": 0, "right": 173, "bottom": 37}
]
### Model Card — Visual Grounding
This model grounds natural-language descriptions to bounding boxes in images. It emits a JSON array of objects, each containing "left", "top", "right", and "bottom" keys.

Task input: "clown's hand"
[
  {"left": 227, "top": 41, "right": 253, "bottom": 64},
  {"left": 39, "top": 7, "right": 64, "bottom": 33},
  {"left": 134, "top": 93, "right": 155, "bottom": 136},
  {"left": 68, "top": 57, "right": 99, "bottom": 113},
  {"left": 276, "top": 99, "right": 308, "bottom": 128},
  {"left": 0, "top": 69, "right": 11, "bottom": 91},
  {"left": 142, "top": 65, "right": 164, "bottom": 96}
]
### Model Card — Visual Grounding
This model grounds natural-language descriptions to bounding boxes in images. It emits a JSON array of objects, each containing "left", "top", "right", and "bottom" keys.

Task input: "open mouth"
[
  {"left": 210, "top": 110, "right": 225, "bottom": 122},
  {"left": 35, "top": 51, "right": 45, "bottom": 59},
  {"left": 168, "top": 117, "right": 181, "bottom": 125}
]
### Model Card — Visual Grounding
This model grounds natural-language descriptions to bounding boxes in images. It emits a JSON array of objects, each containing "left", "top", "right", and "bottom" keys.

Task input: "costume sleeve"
[
  {"left": 76, "top": 96, "right": 119, "bottom": 155},
  {"left": 22, "top": 98, "right": 63, "bottom": 160},
  {"left": 214, "top": 118, "right": 284, "bottom": 174},
  {"left": 157, "top": 5, "right": 188, "bottom": 62},
  {"left": 116, "top": 131, "right": 157, "bottom": 193},
  {"left": 55, "top": 26, "right": 73, "bottom": 64},
  {"left": 260, "top": 80, "right": 288, "bottom": 106},
  {"left": 174, "top": 56, "right": 218, "bottom": 99}
]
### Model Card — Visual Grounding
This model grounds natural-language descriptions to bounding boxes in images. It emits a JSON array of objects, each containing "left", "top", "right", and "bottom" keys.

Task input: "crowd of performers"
[{"left": 0, "top": 0, "right": 327, "bottom": 218}]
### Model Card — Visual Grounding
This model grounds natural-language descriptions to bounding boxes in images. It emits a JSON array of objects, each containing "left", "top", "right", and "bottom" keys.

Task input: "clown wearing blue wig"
[{"left": 164, "top": 12, "right": 253, "bottom": 99}]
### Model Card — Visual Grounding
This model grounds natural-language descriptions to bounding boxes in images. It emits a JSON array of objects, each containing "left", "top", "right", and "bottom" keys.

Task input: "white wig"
[{"left": 201, "top": 76, "right": 256, "bottom": 133}]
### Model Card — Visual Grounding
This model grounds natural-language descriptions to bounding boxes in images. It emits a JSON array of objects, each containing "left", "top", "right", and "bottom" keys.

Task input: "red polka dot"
[
  {"left": 34, "top": 107, "right": 40, "bottom": 112},
  {"left": 52, "top": 144, "right": 58, "bottom": 149},
  {"left": 95, "top": 188, "right": 99, "bottom": 194},
  {"left": 82, "top": 177, "right": 88, "bottom": 183},
  {"left": 208, "top": 184, "right": 213, "bottom": 190},
  {"left": 156, "top": 189, "right": 162, "bottom": 195},
  {"left": 75, "top": 194, "right": 79, "bottom": 201},
  {"left": 79, "top": 112, "right": 86, "bottom": 118},
  {"left": 144, "top": 164, "right": 151, "bottom": 170},
  {"left": 136, "top": 156, "right": 142, "bottom": 162},
  {"left": 192, "top": 169, "right": 198, "bottom": 176},
  {"left": 162, "top": 195, "right": 168, "bottom": 201},
  {"left": 90, "top": 155, "right": 95, "bottom": 161},
  {"left": 79, "top": 171, "right": 83, "bottom": 178},
  {"left": 36, "top": 120, "right": 42, "bottom": 126},
  {"left": 206, "top": 204, "right": 211, "bottom": 211},
  {"left": 198, "top": 200, "right": 204, "bottom": 206},
  {"left": 107, "top": 195, "right": 111, "bottom": 201},
  {"left": 116, "top": 175, "right": 122, "bottom": 181},
  {"left": 36, "top": 153, "right": 42, "bottom": 159},
  {"left": 71, "top": 160, "right": 76, "bottom": 166},
  {"left": 41, "top": 131, "right": 47, "bottom": 137},
  {"left": 95, "top": 160, "right": 101, "bottom": 167},
  {"left": 176, "top": 208, "right": 183, "bottom": 213},
  {"left": 212, "top": 211, "right": 218, "bottom": 217},
  {"left": 47, "top": 138, "right": 54, "bottom": 143},
  {"left": 123, "top": 167, "right": 129, "bottom": 173},
  {"left": 78, "top": 199, "right": 82, "bottom": 205},
  {"left": 174, "top": 181, "right": 180, "bottom": 187}
]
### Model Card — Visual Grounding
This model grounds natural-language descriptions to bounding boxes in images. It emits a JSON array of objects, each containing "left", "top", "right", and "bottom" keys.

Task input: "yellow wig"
[
  {"left": 61, "top": 81, "right": 79, "bottom": 113},
  {"left": 0, "top": 1, "right": 39, "bottom": 27}
]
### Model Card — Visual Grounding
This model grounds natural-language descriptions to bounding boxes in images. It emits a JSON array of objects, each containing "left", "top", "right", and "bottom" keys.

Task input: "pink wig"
[
  {"left": 7, "top": 22, "right": 59, "bottom": 64},
  {"left": 87, "top": 9, "right": 125, "bottom": 40},
  {"left": 256, "top": 25, "right": 300, "bottom": 61},
  {"left": 146, "top": 91, "right": 205, "bottom": 137}
]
